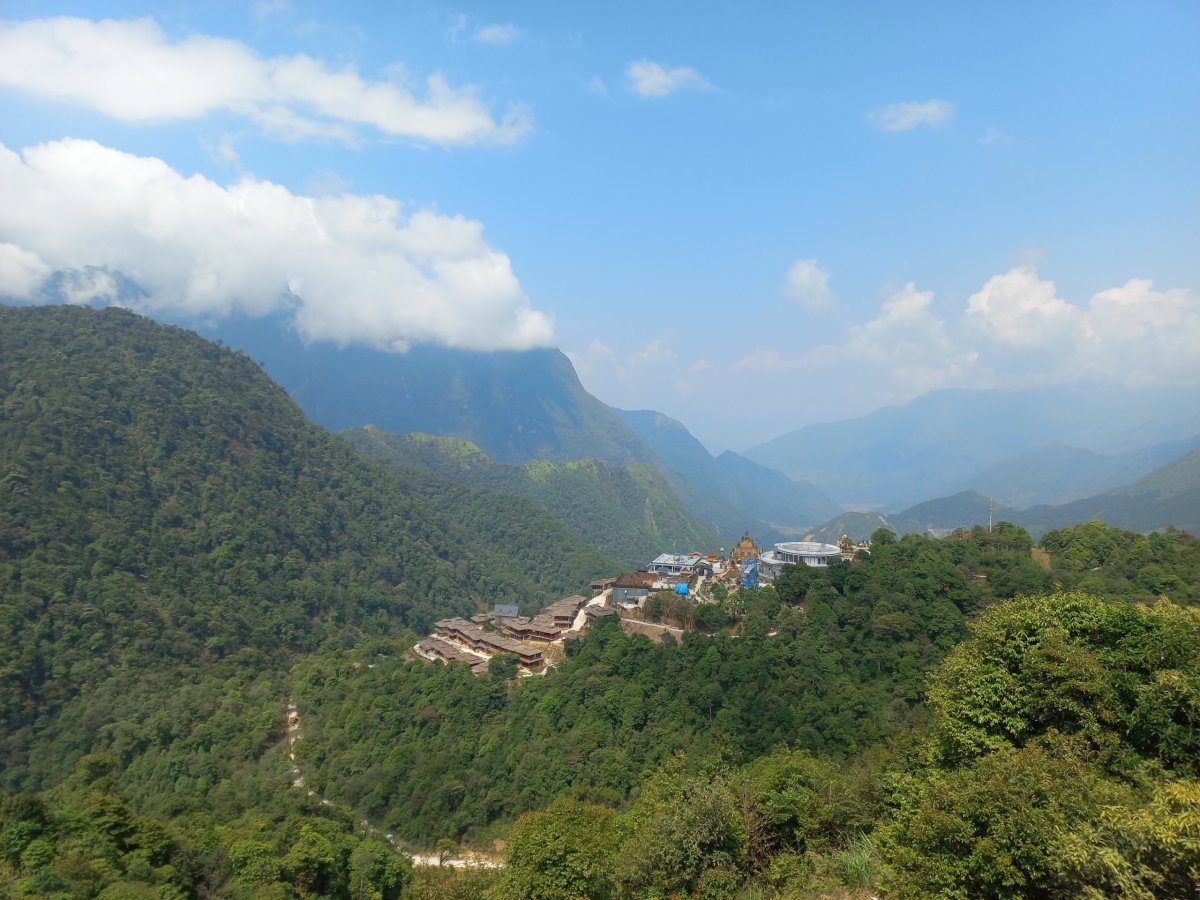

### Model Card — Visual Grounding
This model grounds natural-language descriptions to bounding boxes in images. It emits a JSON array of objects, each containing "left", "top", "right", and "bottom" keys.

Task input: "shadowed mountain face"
[
  {"left": 744, "top": 385, "right": 1200, "bottom": 508},
  {"left": 209, "top": 318, "right": 839, "bottom": 542},
  {"left": 208, "top": 315, "right": 655, "bottom": 466}
]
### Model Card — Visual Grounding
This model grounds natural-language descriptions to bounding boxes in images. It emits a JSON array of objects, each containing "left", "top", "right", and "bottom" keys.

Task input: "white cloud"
[
  {"left": 735, "top": 268, "right": 1200, "bottom": 407},
  {"left": 843, "top": 283, "right": 979, "bottom": 398},
  {"left": 869, "top": 99, "right": 954, "bottom": 132},
  {"left": 447, "top": 14, "right": 468, "bottom": 42},
  {"left": 565, "top": 339, "right": 615, "bottom": 386},
  {"left": 626, "top": 60, "right": 712, "bottom": 98},
  {"left": 214, "top": 134, "right": 241, "bottom": 169},
  {"left": 784, "top": 258, "right": 835, "bottom": 311},
  {"left": 587, "top": 76, "right": 609, "bottom": 97},
  {"left": 474, "top": 23, "right": 520, "bottom": 45},
  {"left": 966, "top": 267, "right": 1081, "bottom": 346},
  {"left": 0, "top": 138, "right": 555, "bottom": 352},
  {"left": 0, "top": 242, "right": 51, "bottom": 298},
  {"left": 1077, "top": 278, "right": 1200, "bottom": 384},
  {"left": 567, "top": 332, "right": 687, "bottom": 404},
  {"left": 0, "top": 17, "right": 531, "bottom": 145}
]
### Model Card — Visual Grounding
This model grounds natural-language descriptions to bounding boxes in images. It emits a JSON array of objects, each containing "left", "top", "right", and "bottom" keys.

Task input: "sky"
[{"left": 0, "top": 1, "right": 1198, "bottom": 450}]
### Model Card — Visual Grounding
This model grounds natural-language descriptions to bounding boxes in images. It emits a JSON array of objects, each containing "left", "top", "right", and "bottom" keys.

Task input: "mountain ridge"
[
  {"left": 744, "top": 384, "right": 1200, "bottom": 507},
  {"left": 341, "top": 426, "right": 723, "bottom": 565}
]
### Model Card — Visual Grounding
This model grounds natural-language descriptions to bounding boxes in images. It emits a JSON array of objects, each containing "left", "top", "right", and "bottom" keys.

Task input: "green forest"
[
  {"left": 2, "top": 305, "right": 1199, "bottom": 898},
  {"left": 342, "top": 427, "right": 723, "bottom": 567}
]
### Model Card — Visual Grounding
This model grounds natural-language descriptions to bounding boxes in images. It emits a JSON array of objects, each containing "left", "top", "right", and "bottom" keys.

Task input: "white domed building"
[{"left": 758, "top": 541, "right": 843, "bottom": 580}]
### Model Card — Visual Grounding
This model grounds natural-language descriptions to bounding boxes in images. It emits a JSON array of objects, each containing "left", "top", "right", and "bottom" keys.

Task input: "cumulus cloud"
[
  {"left": 963, "top": 269, "right": 1200, "bottom": 386},
  {"left": 966, "top": 267, "right": 1081, "bottom": 346},
  {"left": 843, "top": 282, "right": 979, "bottom": 398},
  {"left": 626, "top": 60, "right": 712, "bottom": 97},
  {"left": 0, "top": 16, "right": 530, "bottom": 145},
  {"left": 0, "top": 138, "right": 555, "bottom": 351},
  {"left": 784, "top": 258, "right": 835, "bottom": 311},
  {"left": 0, "top": 242, "right": 51, "bottom": 299},
  {"left": 869, "top": 99, "right": 954, "bottom": 132},
  {"left": 474, "top": 23, "right": 520, "bottom": 44},
  {"left": 734, "top": 268, "right": 1199, "bottom": 408}
]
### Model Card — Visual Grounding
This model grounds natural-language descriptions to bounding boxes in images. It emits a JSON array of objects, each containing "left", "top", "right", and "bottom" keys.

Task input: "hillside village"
[{"left": 411, "top": 535, "right": 865, "bottom": 676}]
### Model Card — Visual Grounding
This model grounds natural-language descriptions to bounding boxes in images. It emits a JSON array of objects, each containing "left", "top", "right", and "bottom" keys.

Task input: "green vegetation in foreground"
[
  {"left": 293, "top": 522, "right": 1199, "bottom": 898},
  {"left": 342, "top": 426, "right": 724, "bottom": 565},
  {"left": 480, "top": 589, "right": 1200, "bottom": 899}
]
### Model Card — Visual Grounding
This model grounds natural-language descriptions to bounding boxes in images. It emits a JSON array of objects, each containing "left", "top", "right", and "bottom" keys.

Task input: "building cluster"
[
  {"left": 413, "top": 594, "right": 609, "bottom": 677},
  {"left": 412, "top": 536, "right": 868, "bottom": 677},
  {"left": 426, "top": 617, "right": 546, "bottom": 670}
]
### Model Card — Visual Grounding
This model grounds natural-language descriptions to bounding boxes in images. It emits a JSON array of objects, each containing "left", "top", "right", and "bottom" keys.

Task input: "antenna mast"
[{"left": 987, "top": 497, "right": 995, "bottom": 533}]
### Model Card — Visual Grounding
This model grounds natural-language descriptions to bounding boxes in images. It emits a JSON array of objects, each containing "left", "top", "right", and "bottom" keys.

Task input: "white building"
[
  {"left": 646, "top": 553, "right": 711, "bottom": 576},
  {"left": 758, "top": 541, "right": 842, "bottom": 580}
]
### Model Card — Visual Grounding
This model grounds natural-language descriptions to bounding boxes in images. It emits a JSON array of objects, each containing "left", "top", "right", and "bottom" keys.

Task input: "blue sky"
[{"left": 1, "top": 1, "right": 1197, "bottom": 448}]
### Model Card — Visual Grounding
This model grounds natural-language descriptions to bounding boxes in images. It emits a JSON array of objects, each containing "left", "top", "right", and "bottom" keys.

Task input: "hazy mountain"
[
  {"left": 803, "top": 492, "right": 1015, "bottom": 544},
  {"left": 744, "top": 385, "right": 1200, "bottom": 508},
  {"left": 614, "top": 408, "right": 841, "bottom": 530},
  {"left": 1015, "top": 446, "right": 1200, "bottom": 539},
  {"left": 891, "top": 491, "right": 1018, "bottom": 536},
  {"left": 946, "top": 436, "right": 1200, "bottom": 508},
  {"left": 208, "top": 315, "right": 655, "bottom": 466},
  {"left": 342, "top": 427, "right": 723, "bottom": 566}
]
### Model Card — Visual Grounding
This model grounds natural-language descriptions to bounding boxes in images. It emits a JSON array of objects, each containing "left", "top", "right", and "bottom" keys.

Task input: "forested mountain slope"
[
  {"left": 293, "top": 524, "right": 1057, "bottom": 844},
  {"left": 341, "top": 427, "right": 722, "bottom": 565},
  {"left": 0, "top": 304, "right": 609, "bottom": 796}
]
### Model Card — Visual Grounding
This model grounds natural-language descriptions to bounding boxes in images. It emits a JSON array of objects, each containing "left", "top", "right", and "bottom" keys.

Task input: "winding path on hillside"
[{"left": 284, "top": 698, "right": 501, "bottom": 869}]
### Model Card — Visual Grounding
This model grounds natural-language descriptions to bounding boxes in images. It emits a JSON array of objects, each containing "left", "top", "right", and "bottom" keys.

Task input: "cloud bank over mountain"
[{"left": 0, "top": 138, "right": 554, "bottom": 352}]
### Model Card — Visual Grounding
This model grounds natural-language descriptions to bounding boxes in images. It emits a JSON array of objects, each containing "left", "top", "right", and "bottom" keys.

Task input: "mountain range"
[
  {"left": 743, "top": 385, "right": 1200, "bottom": 509},
  {"left": 212, "top": 317, "right": 840, "bottom": 548},
  {"left": 206, "top": 317, "right": 1199, "bottom": 545},
  {"left": 803, "top": 447, "right": 1200, "bottom": 543}
]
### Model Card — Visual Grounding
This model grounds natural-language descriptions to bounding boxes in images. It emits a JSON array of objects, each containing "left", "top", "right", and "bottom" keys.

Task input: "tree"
[
  {"left": 871, "top": 527, "right": 896, "bottom": 546},
  {"left": 880, "top": 745, "right": 1128, "bottom": 899},
  {"left": 926, "top": 592, "right": 1200, "bottom": 770},
  {"left": 490, "top": 798, "right": 617, "bottom": 899},
  {"left": 613, "top": 765, "right": 747, "bottom": 897}
]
